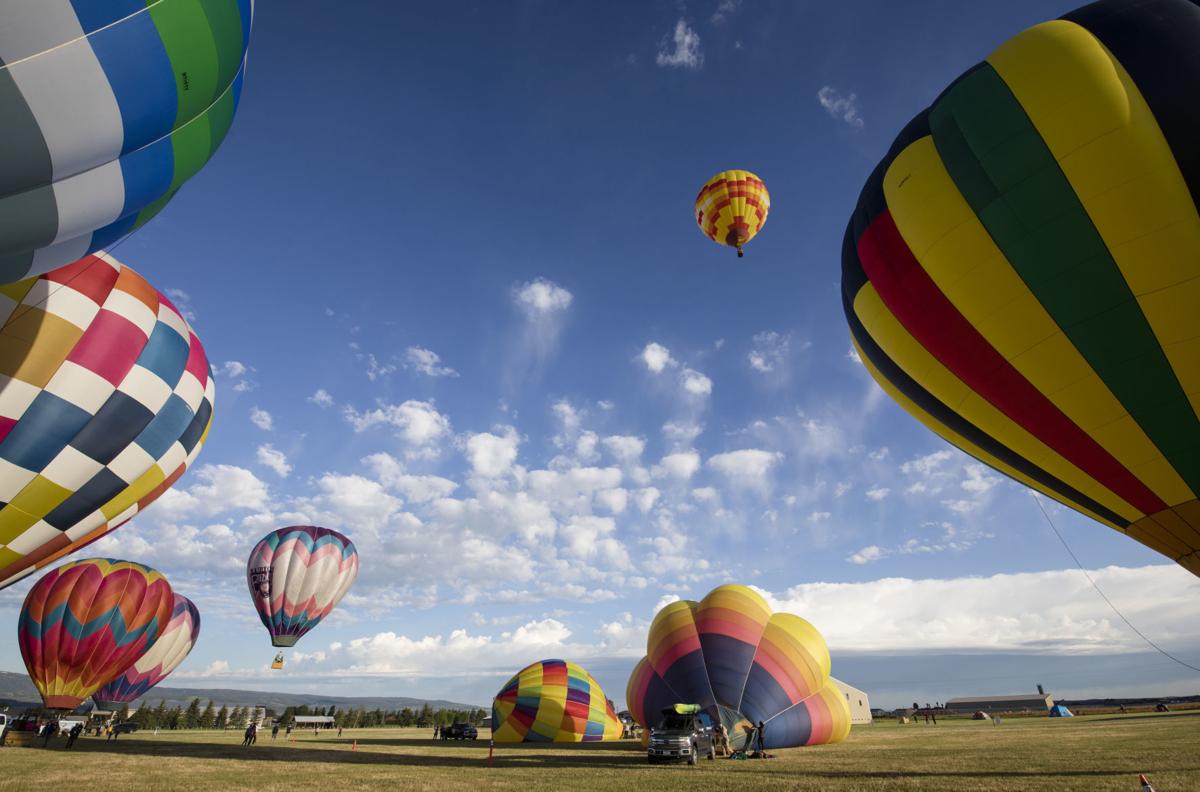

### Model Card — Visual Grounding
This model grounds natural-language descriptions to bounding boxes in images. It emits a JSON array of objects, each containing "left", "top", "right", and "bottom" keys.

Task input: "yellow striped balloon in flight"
[
  {"left": 843, "top": 0, "right": 1200, "bottom": 576},
  {"left": 695, "top": 170, "right": 770, "bottom": 257}
]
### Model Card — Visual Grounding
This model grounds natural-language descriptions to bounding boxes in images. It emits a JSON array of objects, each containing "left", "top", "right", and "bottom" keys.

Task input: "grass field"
[{"left": 4, "top": 713, "right": 1198, "bottom": 790}]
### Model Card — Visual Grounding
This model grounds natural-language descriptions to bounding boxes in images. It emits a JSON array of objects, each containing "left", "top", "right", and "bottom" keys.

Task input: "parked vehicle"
[
  {"left": 647, "top": 704, "right": 715, "bottom": 765},
  {"left": 112, "top": 722, "right": 139, "bottom": 734},
  {"left": 441, "top": 722, "right": 477, "bottom": 740}
]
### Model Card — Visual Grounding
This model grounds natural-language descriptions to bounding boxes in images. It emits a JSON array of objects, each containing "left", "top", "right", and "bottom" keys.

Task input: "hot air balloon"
[
  {"left": 18, "top": 558, "right": 174, "bottom": 710},
  {"left": 492, "top": 659, "right": 623, "bottom": 743},
  {"left": 247, "top": 526, "right": 359, "bottom": 649},
  {"left": 0, "top": 0, "right": 254, "bottom": 284},
  {"left": 842, "top": 0, "right": 1200, "bottom": 577},
  {"left": 626, "top": 585, "right": 851, "bottom": 749},
  {"left": 695, "top": 170, "right": 770, "bottom": 257},
  {"left": 0, "top": 253, "right": 215, "bottom": 590},
  {"left": 92, "top": 593, "right": 200, "bottom": 711}
]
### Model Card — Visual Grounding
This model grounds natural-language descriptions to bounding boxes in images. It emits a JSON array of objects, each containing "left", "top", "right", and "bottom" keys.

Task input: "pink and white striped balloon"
[{"left": 246, "top": 526, "right": 358, "bottom": 648}]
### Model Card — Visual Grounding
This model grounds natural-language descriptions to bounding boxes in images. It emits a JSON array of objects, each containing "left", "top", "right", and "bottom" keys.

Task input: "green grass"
[{"left": 4, "top": 713, "right": 1198, "bottom": 790}]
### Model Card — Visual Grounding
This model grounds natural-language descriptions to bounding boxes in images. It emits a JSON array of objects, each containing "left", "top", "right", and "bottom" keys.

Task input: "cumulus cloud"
[
  {"left": 865, "top": 486, "right": 891, "bottom": 501},
  {"left": 464, "top": 426, "right": 521, "bottom": 477},
  {"left": 603, "top": 435, "right": 646, "bottom": 464},
  {"left": 817, "top": 85, "right": 864, "bottom": 129},
  {"left": 249, "top": 407, "right": 273, "bottom": 431},
  {"left": 363, "top": 452, "right": 458, "bottom": 503},
  {"left": 654, "top": 451, "right": 702, "bottom": 480},
  {"left": 308, "top": 389, "right": 334, "bottom": 408},
  {"left": 344, "top": 400, "right": 451, "bottom": 454},
  {"left": 404, "top": 346, "right": 458, "bottom": 378},
  {"left": 256, "top": 444, "right": 292, "bottom": 478},
  {"left": 710, "top": 0, "right": 740, "bottom": 25},
  {"left": 847, "top": 545, "right": 885, "bottom": 565},
  {"left": 640, "top": 342, "right": 676, "bottom": 374},
  {"left": 681, "top": 368, "right": 713, "bottom": 397},
  {"left": 514, "top": 278, "right": 573, "bottom": 317},
  {"left": 748, "top": 331, "right": 790, "bottom": 373},
  {"left": 706, "top": 449, "right": 781, "bottom": 493},
  {"left": 657, "top": 18, "right": 703, "bottom": 69}
]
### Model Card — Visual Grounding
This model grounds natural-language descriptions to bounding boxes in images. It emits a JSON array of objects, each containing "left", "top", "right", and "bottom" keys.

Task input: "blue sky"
[{"left": 2, "top": 0, "right": 1198, "bottom": 710}]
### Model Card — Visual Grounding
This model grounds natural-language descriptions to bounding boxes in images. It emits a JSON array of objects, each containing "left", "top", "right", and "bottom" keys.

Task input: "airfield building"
[
  {"left": 293, "top": 715, "right": 335, "bottom": 729},
  {"left": 944, "top": 693, "right": 1054, "bottom": 714},
  {"left": 830, "top": 677, "right": 872, "bottom": 724}
]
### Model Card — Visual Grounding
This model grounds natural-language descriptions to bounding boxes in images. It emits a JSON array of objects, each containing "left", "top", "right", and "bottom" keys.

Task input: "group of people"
[
  {"left": 710, "top": 720, "right": 767, "bottom": 758},
  {"left": 242, "top": 722, "right": 258, "bottom": 745},
  {"left": 35, "top": 720, "right": 87, "bottom": 748}
]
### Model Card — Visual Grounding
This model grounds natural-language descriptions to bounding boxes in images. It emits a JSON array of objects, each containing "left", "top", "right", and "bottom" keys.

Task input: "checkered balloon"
[{"left": 0, "top": 254, "right": 214, "bottom": 589}]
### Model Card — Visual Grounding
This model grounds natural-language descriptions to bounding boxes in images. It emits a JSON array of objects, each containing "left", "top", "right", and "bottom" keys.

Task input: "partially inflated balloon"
[
  {"left": 492, "top": 659, "right": 623, "bottom": 743},
  {"left": 695, "top": 170, "right": 770, "bottom": 257},
  {"left": 93, "top": 593, "right": 200, "bottom": 710},
  {"left": 18, "top": 558, "right": 174, "bottom": 709},
  {"left": 626, "top": 585, "right": 850, "bottom": 749},
  {"left": 0, "top": 0, "right": 254, "bottom": 283},
  {"left": 247, "top": 526, "right": 358, "bottom": 648},
  {"left": 842, "top": 0, "right": 1200, "bottom": 576},
  {"left": 0, "top": 254, "right": 215, "bottom": 590}
]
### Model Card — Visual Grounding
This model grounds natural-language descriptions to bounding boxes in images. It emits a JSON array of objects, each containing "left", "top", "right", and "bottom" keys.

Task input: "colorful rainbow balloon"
[
  {"left": 843, "top": 0, "right": 1200, "bottom": 576},
  {"left": 626, "top": 585, "right": 850, "bottom": 749},
  {"left": 0, "top": 0, "right": 254, "bottom": 283},
  {"left": 0, "top": 254, "right": 215, "bottom": 590},
  {"left": 247, "top": 526, "right": 358, "bottom": 648},
  {"left": 93, "top": 593, "right": 200, "bottom": 711},
  {"left": 18, "top": 558, "right": 174, "bottom": 710},
  {"left": 492, "top": 659, "right": 623, "bottom": 743}
]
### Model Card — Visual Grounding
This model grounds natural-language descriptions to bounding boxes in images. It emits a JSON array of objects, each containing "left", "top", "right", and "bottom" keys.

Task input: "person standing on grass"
[
  {"left": 64, "top": 723, "right": 82, "bottom": 749},
  {"left": 242, "top": 724, "right": 253, "bottom": 746},
  {"left": 755, "top": 721, "right": 766, "bottom": 755},
  {"left": 337, "top": 726, "right": 343, "bottom": 737},
  {"left": 433, "top": 723, "right": 439, "bottom": 740},
  {"left": 272, "top": 723, "right": 279, "bottom": 739}
]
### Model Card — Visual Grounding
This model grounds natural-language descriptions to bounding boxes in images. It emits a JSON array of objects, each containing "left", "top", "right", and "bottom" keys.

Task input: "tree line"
[{"left": 108, "top": 699, "right": 489, "bottom": 729}]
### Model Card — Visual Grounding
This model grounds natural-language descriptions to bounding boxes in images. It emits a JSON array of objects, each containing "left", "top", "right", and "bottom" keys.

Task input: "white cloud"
[
  {"left": 748, "top": 331, "right": 790, "bottom": 373},
  {"left": 344, "top": 400, "right": 451, "bottom": 451},
  {"left": 663, "top": 421, "right": 703, "bottom": 447},
  {"left": 710, "top": 0, "right": 740, "bottom": 25},
  {"left": 865, "top": 487, "right": 891, "bottom": 501},
  {"left": 847, "top": 545, "right": 885, "bottom": 565},
  {"left": 764, "top": 565, "right": 1200, "bottom": 654},
  {"left": 603, "top": 435, "right": 646, "bottom": 463},
  {"left": 362, "top": 353, "right": 397, "bottom": 381},
  {"left": 514, "top": 278, "right": 573, "bottom": 317},
  {"left": 808, "top": 511, "right": 831, "bottom": 522},
  {"left": 221, "top": 361, "right": 246, "bottom": 378},
  {"left": 846, "top": 346, "right": 863, "bottom": 364},
  {"left": 681, "top": 368, "right": 713, "bottom": 397},
  {"left": 155, "top": 464, "right": 271, "bottom": 519},
  {"left": 868, "top": 447, "right": 890, "bottom": 461},
  {"left": 654, "top": 451, "right": 701, "bottom": 480},
  {"left": 657, "top": 18, "right": 703, "bottom": 69},
  {"left": 634, "top": 487, "right": 661, "bottom": 513},
  {"left": 362, "top": 452, "right": 458, "bottom": 502},
  {"left": 256, "top": 444, "right": 292, "bottom": 478},
  {"left": 640, "top": 342, "right": 676, "bottom": 374},
  {"left": 817, "top": 85, "right": 864, "bottom": 129},
  {"left": 707, "top": 449, "right": 781, "bottom": 493},
  {"left": 834, "top": 481, "right": 852, "bottom": 497},
  {"left": 249, "top": 407, "right": 273, "bottom": 431},
  {"left": 692, "top": 487, "right": 719, "bottom": 503},
  {"left": 404, "top": 346, "right": 458, "bottom": 378},
  {"left": 961, "top": 463, "right": 1001, "bottom": 494},
  {"left": 464, "top": 426, "right": 521, "bottom": 477},
  {"left": 308, "top": 389, "right": 334, "bottom": 408}
]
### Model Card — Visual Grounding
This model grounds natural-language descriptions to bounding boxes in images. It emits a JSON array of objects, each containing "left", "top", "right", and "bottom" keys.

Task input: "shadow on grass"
[
  {"left": 1084, "top": 711, "right": 1200, "bottom": 724},
  {"left": 44, "top": 737, "right": 647, "bottom": 769}
]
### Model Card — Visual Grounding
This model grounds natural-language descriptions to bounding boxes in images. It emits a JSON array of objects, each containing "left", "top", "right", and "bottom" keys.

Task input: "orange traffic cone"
[
  {"left": 1139, "top": 774, "right": 1155, "bottom": 792},
  {"left": 352, "top": 739, "right": 357, "bottom": 752}
]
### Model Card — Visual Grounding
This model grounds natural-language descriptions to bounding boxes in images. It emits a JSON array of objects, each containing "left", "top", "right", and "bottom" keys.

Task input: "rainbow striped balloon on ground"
[
  {"left": 695, "top": 170, "right": 770, "bottom": 257},
  {"left": 842, "top": 0, "right": 1200, "bottom": 576},
  {"left": 247, "top": 526, "right": 358, "bottom": 648},
  {"left": 492, "top": 658, "right": 623, "bottom": 743},
  {"left": 0, "top": 0, "right": 254, "bottom": 283},
  {"left": 93, "top": 593, "right": 200, "bottom": 711},
  {"left": 0, "top": 254, "right": 215, "bottom": 590},
  {"left": 18, "top": 558, "right": 174, "bottom": 709},
  {"left": 626, "top": 585, "right": 850, "bottom": 749}
]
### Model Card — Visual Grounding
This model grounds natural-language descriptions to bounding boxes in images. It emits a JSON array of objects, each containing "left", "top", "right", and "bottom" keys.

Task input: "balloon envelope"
[
  {"left": 492, "top": 658, "right": 623, "bottom": 743},
  {"left": 247, "top": 526, "right": 359, "bottom": 648},
  {"left": 0, "top": 0, "right": 253, "bottom": 283},
  {"left": 0, "top": 254, "right": 214, "bottom": 589},
  {"left": 93, "top": 593, "right": 200, "bottom": 710},
  {"left": 842, "top": 0, "right": 1200, "bottom": 576},
  {"left": 626, "top": 585, "right": 850, "bottom": 749},
  {"left": 695, "top": 170, "right": 770, "bottom": 256},
  {"left": 18, "top": 558, "right": 174, "bottom": 710}
]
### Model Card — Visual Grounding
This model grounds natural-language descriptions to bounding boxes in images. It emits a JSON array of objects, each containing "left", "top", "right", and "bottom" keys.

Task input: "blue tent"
[{"left": 1049, "top": 704, "right": 1073, "bottom": 717}]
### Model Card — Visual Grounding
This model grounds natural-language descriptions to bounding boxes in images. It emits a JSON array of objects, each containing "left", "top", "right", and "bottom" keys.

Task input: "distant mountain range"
[{"left": 0, "top": 671, "right": 480, "bottom": 713}]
